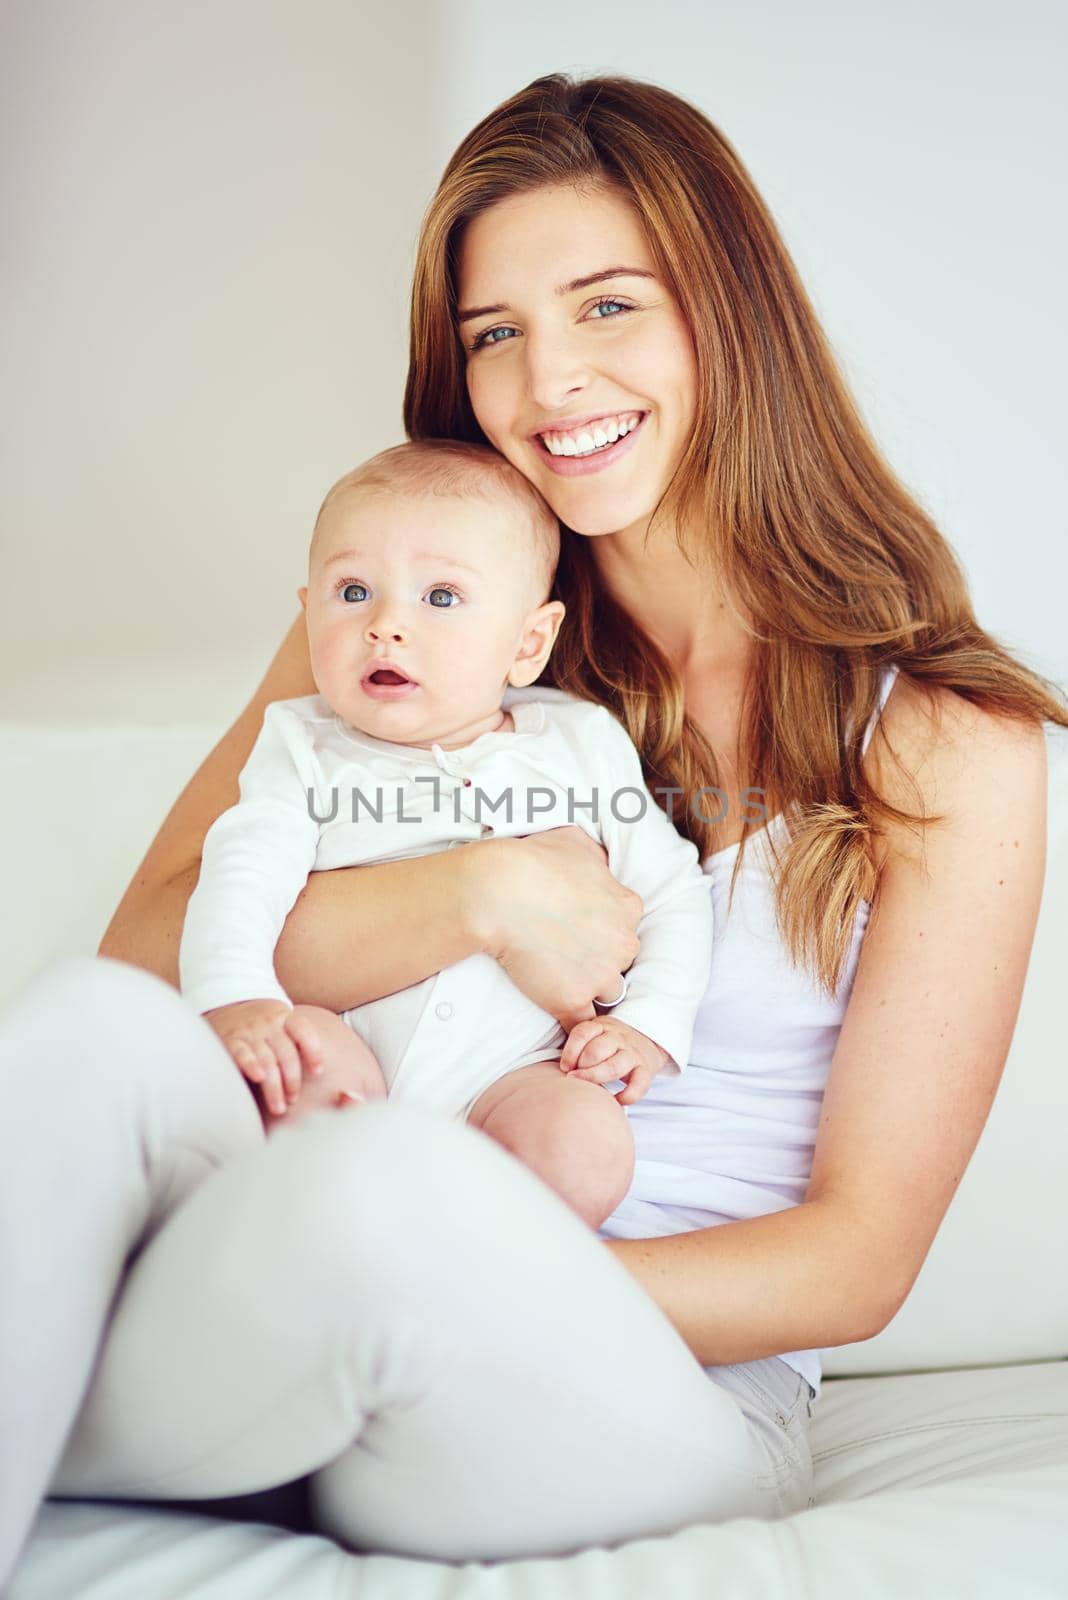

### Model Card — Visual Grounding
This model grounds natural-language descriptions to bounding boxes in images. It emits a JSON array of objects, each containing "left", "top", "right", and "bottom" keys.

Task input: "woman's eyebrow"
[{"left": 457, "top": 267, "right": 655, "bottom": 324}]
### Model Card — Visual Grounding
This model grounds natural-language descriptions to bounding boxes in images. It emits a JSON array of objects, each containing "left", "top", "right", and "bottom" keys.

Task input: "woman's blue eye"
[
  {"left": 590, "top": 299, "right": 627, "bottom": 318},
  {"left": 426, "top": 587, "right": 459, "bottom": 608},
  {"left": 341, "top": 583, "right": 368, "bottom": 602},
  {"left": 472, "top": 325, "right": 516, "bottom": 350}
]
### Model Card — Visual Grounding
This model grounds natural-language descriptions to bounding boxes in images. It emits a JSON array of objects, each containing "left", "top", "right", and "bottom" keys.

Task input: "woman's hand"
[{"left": 469, "top": 827, "right": 643, "bottom": 1031}]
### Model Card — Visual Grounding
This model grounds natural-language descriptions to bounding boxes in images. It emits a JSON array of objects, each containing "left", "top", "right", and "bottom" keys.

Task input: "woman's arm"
[
  {"left": 100, "top": 614, "right": 642, "bottom": 1018},
  {"left": 607, "top": 680, "right": 1049, "bottom": 1365}
]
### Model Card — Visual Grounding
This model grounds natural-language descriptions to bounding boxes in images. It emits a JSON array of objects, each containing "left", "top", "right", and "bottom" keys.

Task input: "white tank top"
[{"left": 599, "top": 663, "right": 901, "bottom": 1396}]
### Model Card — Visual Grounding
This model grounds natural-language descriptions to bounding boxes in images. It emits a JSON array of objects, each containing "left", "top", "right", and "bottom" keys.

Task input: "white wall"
[
  {"left": 1, "top": 0, "right": 437, "bottom": 721},
  {"left": 434, "top": 0, "right": 1068, "bottom": 691}
]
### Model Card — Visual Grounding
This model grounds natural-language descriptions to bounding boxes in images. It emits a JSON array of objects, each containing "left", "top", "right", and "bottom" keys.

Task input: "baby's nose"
[{"left": 364, "top": 616, "right": 407, "bottom": 643}]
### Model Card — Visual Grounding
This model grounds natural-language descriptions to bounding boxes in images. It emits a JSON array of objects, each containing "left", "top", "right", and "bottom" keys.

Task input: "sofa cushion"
[{"left": 11, "top": 1361, "right": 1068, "bottom": 1600}]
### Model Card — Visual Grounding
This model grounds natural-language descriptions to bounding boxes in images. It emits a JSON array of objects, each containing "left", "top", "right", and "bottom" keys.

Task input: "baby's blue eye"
[
  {"left": 426, "top": 587, "right": 459, "bottom": 608},
  {"left": 341, "top": 583, "right": 368, "bottom": 603}
]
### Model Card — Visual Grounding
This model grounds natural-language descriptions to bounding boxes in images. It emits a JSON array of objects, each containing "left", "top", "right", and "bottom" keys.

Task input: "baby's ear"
[
  {"left": 508, "top": 599, "right": 566, "bottom": 688},
  {"left": 296, "top": 586, "right": 308, "bottom": 611}
]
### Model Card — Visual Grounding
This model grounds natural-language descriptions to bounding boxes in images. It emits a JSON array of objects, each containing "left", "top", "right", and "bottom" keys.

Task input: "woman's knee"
[
  {"left": 1, "top": 956, "right": 161, "bottom": 1079},
  {"left": 264, "top": 1100, "right": 546, "bottom": 1264},
  {"left": 1, "top": 953, "right": 253, "bottom": 1119},
  {"left": 269, "top": 1100, "right": 477, "bottom": 1202},
  {"left": 7, "top": 952, "right": 147, "bottom": 1018},
  {"left": 8, "top": 954, "right": 186, "bottom": 1042}
]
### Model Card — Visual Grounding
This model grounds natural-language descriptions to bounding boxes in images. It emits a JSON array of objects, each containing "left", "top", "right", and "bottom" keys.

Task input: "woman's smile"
[{"left": 534, "top": 410, "right": 649, "bottom": 476}]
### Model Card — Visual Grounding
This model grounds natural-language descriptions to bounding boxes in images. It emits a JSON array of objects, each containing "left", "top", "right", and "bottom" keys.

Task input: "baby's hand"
[
  {"left": 558, "top": 1017, "right": 671, "bottom": 1106},
  {"left": 203, "top": 998, "right": 326, "bottom": 1118}
]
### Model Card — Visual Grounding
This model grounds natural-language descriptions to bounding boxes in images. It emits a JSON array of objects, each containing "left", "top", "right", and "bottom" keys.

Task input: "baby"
[{"left": 180, "top": 440, "right": 713, "bottom": 1228}]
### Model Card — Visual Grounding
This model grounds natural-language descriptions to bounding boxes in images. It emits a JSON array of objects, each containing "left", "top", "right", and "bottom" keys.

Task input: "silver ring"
[{"left": 593, "top": 973, "right": 628, "bottom": 1011}]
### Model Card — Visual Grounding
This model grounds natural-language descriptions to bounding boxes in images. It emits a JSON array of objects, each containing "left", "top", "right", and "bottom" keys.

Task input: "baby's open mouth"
[{"left": 367, "top": 669, "right": 411, "bottom": 685}]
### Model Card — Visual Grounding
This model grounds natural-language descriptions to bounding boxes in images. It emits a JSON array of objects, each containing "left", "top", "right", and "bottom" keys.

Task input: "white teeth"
[{"left": 540, "top": 412, "right": 642, "bottom": 458}]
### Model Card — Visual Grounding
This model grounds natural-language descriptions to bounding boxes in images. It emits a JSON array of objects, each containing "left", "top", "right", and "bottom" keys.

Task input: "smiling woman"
[{"left": 401, "top": 67, "right": 1065, "bottom": 1399}]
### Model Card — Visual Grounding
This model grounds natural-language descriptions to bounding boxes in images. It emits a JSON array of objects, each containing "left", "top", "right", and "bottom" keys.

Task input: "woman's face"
[{"left": 456, "top": 182, "right": 699, "bottom": 540}]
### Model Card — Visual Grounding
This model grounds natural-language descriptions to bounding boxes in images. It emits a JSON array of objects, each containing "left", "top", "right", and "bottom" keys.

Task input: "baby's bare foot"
[{"left": 263, "top": 1006, "right": 387, "bottom": 1132}]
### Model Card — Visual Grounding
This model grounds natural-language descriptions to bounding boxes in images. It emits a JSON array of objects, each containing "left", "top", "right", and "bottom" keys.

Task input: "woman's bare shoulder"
[{"left": 864, "top": 673, "right": 1048, "bottom": 875}]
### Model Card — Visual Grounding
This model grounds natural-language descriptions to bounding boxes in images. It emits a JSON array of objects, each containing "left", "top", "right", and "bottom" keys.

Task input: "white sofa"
[{"left": 3, "top": 716, "right": 1066, "bottom": 1599}]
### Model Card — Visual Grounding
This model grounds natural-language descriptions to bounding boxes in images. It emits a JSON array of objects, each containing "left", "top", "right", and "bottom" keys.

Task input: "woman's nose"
[{"left": 523, "top": 328, "right": 587, "bottom": 413}]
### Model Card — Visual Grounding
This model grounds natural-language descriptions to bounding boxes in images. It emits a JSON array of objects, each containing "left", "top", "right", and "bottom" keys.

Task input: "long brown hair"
[{"left": 404, "top": 72, "right": 1067, "bottom": 993}]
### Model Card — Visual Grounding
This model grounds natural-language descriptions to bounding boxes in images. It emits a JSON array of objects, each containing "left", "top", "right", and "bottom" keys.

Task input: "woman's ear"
[
  {"left": 508, "top": 601, "right": 566, "bottom": 688},
  {"left": 297, "top": 586, "right": 308, "bottom": 611}
]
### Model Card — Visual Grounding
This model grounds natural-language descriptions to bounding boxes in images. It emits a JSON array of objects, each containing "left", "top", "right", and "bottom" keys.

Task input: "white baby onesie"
[{"left": 180, "top": 683, "right": 713, "bottom": 1121}]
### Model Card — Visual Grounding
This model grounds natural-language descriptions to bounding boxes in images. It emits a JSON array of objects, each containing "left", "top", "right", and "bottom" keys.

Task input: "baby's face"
[{"left": 300, "top": 487, "right": 553, "bottom": 747}]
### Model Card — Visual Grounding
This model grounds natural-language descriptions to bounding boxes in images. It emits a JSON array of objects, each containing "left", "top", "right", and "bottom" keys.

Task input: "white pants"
[{"left": 0, "top": 956, "right": 814, "bottom": 1587}]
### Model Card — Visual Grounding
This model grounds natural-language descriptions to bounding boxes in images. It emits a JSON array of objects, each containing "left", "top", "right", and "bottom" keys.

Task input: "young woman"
[{"left": 2, "top": 73, "right": 1063, "bottom": 1584}]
